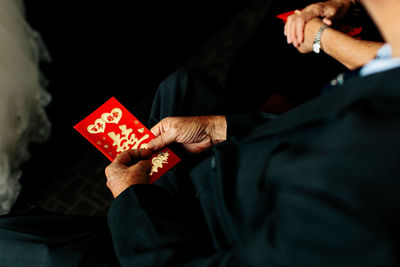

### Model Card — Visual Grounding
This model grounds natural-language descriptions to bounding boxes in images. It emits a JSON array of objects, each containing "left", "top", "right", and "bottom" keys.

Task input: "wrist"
[
  {"left": 307, "top": 18, "right": 325, "bottom": 36},
  {"left": 207, "top": 115, "right": 227, "bottom": 144},
  {"left": 311, "top": 20, "right": 331, "bottom": 53}
]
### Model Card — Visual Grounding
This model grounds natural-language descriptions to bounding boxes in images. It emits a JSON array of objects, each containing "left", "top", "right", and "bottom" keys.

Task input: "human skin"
[
  {"left": 361, "top": 0, "right": 400, "bottom": 57},
  {"left": 105, "top": 149, "right": 152, "bottom": 198},
  {"left": 296, "top": 17, "right": 383, "bottom": 69},
  {"left": 105, "top": 116, "right": 227, "bottom": 198},
  {"left": 147, "top": 115, "right": 227, "bottom": 154},
  {"left": 284, "top": 0, "right": 356, "bottom": 47}
]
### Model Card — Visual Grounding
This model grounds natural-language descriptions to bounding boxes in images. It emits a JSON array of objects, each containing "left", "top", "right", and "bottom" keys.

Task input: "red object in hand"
[
  {"left": 276, "top": 10, "right": 297, "bottom": 22},
  {"left": 74, "top": 97, "right": 180, "bottom": 184},
  {"left": 276, "top": 10, "right": 363, "bottom": 38}
]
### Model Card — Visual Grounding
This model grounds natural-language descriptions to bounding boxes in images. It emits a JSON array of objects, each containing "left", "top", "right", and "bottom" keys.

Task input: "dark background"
[
  {"left": 13, "top": 0, "right": 273, "bottom": 214},
  {"left": 23, "top": 0, "right": 250, "bottom": 133},
  {"left": 13, "top": 0, "right": 380, "bottom": 215}
]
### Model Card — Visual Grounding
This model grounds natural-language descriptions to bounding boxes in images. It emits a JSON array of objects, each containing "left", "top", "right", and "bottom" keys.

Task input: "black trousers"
[{"left": 0, "top": 207, "right": 117, "bottom": 266}]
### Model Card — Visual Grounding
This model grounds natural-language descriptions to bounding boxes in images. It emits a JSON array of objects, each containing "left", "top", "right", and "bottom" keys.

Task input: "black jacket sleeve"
[
  {"left": 107, "top": 185, "right": 258, "bottom": 267},
  {"left": 108, "top": 170, "right": 400, "bottom": 267},
  {"left": 107, "top": 185, "right": 216, "bottom": 267},
  {"left": 226, "top": 113, "right": 277, "bottom": 138},
  {"left": 108, "top": 108, "right": 400, "bottom": 266}
]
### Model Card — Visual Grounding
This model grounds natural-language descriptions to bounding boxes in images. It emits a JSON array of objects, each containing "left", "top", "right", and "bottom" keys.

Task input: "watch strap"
[{"left": 313, "top": 24, "right": 330, "bottom": 53}]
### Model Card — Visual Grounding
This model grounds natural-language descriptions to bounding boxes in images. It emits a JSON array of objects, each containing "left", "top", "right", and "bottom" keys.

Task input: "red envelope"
[
  {"left": 74, "top": 97, "right": 180, "bottom": 184},
  {"left": 276, "top": 10, "right": 298, "bottom": 22},
  {"left": 276, "top": 10, "right": 363, "bottom": 38}
]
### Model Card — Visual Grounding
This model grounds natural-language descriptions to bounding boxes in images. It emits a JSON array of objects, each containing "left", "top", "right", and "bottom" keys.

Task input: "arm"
[
  {"left": 225, "top": 113, "right": 277, "bottom": 137},
  {"left": 285, "top": 0, "right": 357, "bottom": 47},
  {"left": 299, "top": 18, "right": 383, "bottom": 69},
  {"left": 108, "top": 185, "right": 217, "bottom": 266},
  {"left": 105, "top": 149, "right": 225, "bottom": 265},
  {"left": 108, "top": 153, "right": 396, "bottom": 267},
  {"left": 147, "top": 114, "right": 273, "bottom": 153},
  {"left": 107, "top": 108, "right": 400, "bottom": 266},
  {"left": 147, "top": 116, "right": 227, "bottom": 153},
  {"left": 105, "top": 96, "right": 400, "bottom": 266}
]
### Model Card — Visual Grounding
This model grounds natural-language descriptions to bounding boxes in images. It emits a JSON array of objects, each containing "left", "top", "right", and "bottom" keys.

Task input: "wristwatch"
[{"left": 313, "top": 24, "right": 330, "bottom": 53}]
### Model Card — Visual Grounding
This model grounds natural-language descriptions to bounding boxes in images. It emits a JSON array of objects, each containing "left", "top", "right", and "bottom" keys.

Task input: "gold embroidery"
[
  {"left": 87, "top": 119, "right": 106, "bottom": 134},
  {"left": 108, "top": 125, "right": 150, "bottom": 153},
  {"left": 87, "top": 108, "right": 122, "bottom": 134},
  {"left": 101, "top": 108, "right": 122, "bottom": 124},
  {"left": 150, "top": 151, "right": 169, "bottom": 175}
]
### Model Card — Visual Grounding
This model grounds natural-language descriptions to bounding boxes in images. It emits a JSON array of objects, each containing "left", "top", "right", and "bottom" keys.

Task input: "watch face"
[{"left": 313, "top": 43, "right": 321, "bottom": 53}]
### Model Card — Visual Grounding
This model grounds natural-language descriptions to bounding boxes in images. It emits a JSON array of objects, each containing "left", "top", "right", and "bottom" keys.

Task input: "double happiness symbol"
[{"left": 74, "top": 97, "right": 180, "bottom": 184}]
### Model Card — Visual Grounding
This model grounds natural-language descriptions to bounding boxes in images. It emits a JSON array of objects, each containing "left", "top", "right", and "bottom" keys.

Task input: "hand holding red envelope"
[{"left": 74, "top": 97, "right": 180, "bottom": 184}]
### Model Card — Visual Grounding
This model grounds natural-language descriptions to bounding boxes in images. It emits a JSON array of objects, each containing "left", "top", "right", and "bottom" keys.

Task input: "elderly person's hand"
[
  {"left": 105, "top": 149, "right": 153, "bottom": 198},
  {"left": 295, "top": 18, "right": 327, "bottom": 53},
  {"left": 147, "top": 116, "right": 227, "bottom": 154},
  {"left": 284, "top": 0, "right": 354, "bottom": 47}
]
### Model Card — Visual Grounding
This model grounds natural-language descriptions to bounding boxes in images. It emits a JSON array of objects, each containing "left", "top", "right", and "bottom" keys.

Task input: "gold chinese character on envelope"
[{"left": 74, "top": 97, "right": 180, "bottom": 184}]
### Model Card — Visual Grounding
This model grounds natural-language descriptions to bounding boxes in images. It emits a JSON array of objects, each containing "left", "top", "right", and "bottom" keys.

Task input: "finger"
[
  {"left": 147, "top": 131, "right": 175, "bottom": 151},
  {"left": 285, "top": 17, "right": 294, "bottom": 44},
  {"left": 290, "top": 19, "right": 297, "bottom": 46},
  {"left": 296, "top": 20, "right": 305, "bottom": 44},
  {"left": 132, "top": 159, "right": 152, "bottom": 176},
  {"left": 136, "top": 149, "right": 153, "bottom": 160},
  {"left": 105, "top": 162, "right": 123, "bottom": 182},
  {"left": 150, "top": 122, "right": 162, "bottom": 137},
  {"left": 284, "top": 16, "right": 291, "bottom": 37},
  {"left": 286, "top": 22, "right": 292, "bottom": 43},
  {"left": 322, "top": 18, "right": 332, "bottom": 25},
  {"left": 284, "top": 22, "right": 288, "bottom": 37},
  {"left": 112, "top": 149, "right": 149, "bottom": 167},
  {"left": 150, "top": 117, "right": 171, "bottom": 137},
  {"left": 124, "top": 149, "right": 153, "bottom": 163},
  {"left": 320, "top": 5, "right": 334, "bottom": 20},
  {"left": 114, "top": 150, "right": 134, "bottom": 166},
  {"left": 105, "top": 165, "right": 112, "bottom": 179}
]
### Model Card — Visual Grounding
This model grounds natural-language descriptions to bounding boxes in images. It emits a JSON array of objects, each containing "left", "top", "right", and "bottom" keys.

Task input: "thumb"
[
  {"left": 147, "top": 131, "right": 175, "bottom": 151},
  {"left": 132, "top": 159, "right": 153, "bottom": 175},
  {"left": 320, "top": 4, "right": 339, "bottom": 22},
  {"left": 322, "top": 18, "right": 333, "bottom": 25}
]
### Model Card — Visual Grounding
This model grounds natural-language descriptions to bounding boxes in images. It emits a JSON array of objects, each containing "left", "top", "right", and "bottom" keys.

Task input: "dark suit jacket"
[{"left": 108, "top": 67, "right": 400, "bottom": 266}]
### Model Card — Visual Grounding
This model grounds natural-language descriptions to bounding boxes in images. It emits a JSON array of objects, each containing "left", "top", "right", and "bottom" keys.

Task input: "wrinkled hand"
[
  {"left": 284, "top": 0, "right": 352, "bottom": 47},
  {"left": 295, "top": 18, "right": 326, "bottom": 53},
  {"left": 105, "top": 149, "right": 152, "bottom": 198},
  {"left": 147, "top": 116, "right": 227, "bottom": 154}
]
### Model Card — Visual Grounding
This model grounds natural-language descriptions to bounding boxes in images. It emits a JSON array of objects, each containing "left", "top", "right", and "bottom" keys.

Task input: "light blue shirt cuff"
[{"left": 360, "top": 44, "right": 400, "bottom": 77}]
